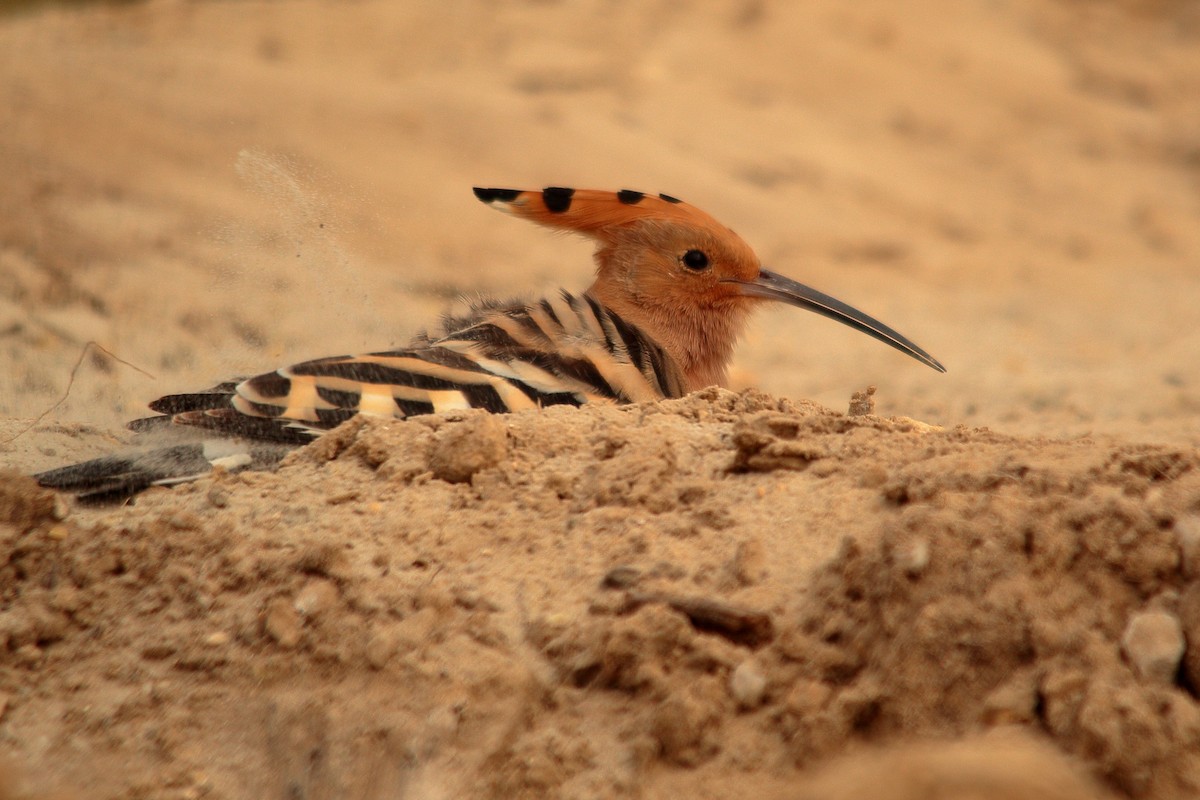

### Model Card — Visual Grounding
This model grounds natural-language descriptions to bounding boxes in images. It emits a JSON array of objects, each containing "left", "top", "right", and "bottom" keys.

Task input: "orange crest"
[{"left": 472, "top": 186, "right": 733, "bottom": 242}]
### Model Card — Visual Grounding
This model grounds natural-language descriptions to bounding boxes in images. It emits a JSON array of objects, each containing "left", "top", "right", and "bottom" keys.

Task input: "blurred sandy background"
[
  {"left": 1, "top": 1, "right": 1200, "bottom": 799},
  {"left": 1, "top": 0, "right": 1198, "bottom": 463}
]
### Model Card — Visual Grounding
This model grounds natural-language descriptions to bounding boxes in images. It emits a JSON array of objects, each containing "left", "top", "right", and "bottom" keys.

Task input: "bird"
[{"left": 34, "top": 186, "right": 944, "bottom": 501}]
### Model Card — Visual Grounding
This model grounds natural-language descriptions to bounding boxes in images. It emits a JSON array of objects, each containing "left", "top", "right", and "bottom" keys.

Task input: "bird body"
[{"left": 35, "top": 186, "right": 944, "bottom": 501}]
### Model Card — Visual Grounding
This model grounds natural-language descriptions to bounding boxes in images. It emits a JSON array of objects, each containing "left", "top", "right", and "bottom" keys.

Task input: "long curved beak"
[{"left": 726, "top": 268, "right": 946, "bottom": 373}]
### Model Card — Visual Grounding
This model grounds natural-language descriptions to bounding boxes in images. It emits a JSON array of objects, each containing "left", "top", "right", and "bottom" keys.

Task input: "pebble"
[
  {"left": 601, "top": 565, "right": 641, "bottom": 589},
  {"left": 365, "top": 629, "right": 397, "bottom": 670},
  {"left": 1121, "top": 609, "right": 1184, "bottom": 684},
  {"left": 167, "top": 512, "right": 201, "bottom": 531},
  {"left": 653, "top": 684, "right": 716, "bottom": 765},
  {"left": 204, "top": 631, "right": 230, "bottom": 647},
  {"left": 207, "top": 486, "right": 230, "bottom": 508},
  {"left": 263, "top": 598, "right": 302, "bottom": 648},
  {"left": 1177, "top": 516, "right": 1200, "bottom": 579},
  {"left": 728, "top": 538, "right": 767, "bottom": 586},
  {"left": 1176, "top": 583, "right": 1200, "bottom": 689},
  {"left": 730, "top": 660, "right": 767, "bottom": 709},
  {"left": 51, "top": 586, "right": 81, "bottom": 614},
  {"left": 51, "top": 494, "right": 69, "bottom": 521},
  {"left": 901, "top": 536, "right": 931, "bottom": 577},
  {"left": 294, "top": 579, "right": 339, "bottom": 619}
]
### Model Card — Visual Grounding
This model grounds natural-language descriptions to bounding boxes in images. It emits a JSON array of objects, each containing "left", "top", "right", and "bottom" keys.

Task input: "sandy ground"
[{"left": 1, "top": 0, "right": 1199, "bottom": 797}]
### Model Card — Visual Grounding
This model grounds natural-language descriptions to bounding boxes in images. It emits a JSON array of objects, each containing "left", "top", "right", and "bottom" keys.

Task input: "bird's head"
[{"left": 473, "top": 186, "right": 944, "bottom": 386}]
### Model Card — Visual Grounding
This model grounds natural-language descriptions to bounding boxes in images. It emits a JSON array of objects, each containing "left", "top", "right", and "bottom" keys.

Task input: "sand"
[{"left": 1, "top": 0, "right": 1199, "bottom": 797}]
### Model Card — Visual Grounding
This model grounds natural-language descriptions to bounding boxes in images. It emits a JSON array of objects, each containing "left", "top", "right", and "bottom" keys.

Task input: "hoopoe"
[{"left": 35, "top": 186, "right": 944, "bottom": 501}]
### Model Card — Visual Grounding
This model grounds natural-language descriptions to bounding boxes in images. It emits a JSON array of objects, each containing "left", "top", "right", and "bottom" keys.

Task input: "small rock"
[
  {"left": 429, "top": 414, "right": 508, "bottom": 483},
  {"left": 167, "top": 511, "right": 201, "bottom": 530},
  {"left": 848, "top": 385, "right": 877, "bottom": 416},
  {"left": 1121, "top": 609, "right": 1184, "bottom": 683},
  {"left": 856, "top": 464, "right": 889, "bottom": 489},
  {"left": 652, "top": 678, "right": 724, "bottom": 765},
  {"left": 901, "top": 536, "right": 931, "bottom": 577},
  {"left": 365, "top": 629, "right": 397, "bottom": 669},
  {"left": 1177, "top": 516, "right": 1200, "bottom": 579},
  {"left": 28, "top": 606, "right": 68, "bottom": 644},
  {"left": 263, "top": 598, "right": 302, "bottom": 648},
  {"left": 1177, "top": 583, "right": 1200, "bottom": 689},
  {"left": 294, "top": 579, "right": 339, "bottom": 619},
  {"left": 727, "top": 538, "right": 767, "bottom": 586},
  {"left": 204, "top": 631, "right": 230, "bottom": 647},
  {"left": 0, "top": 474, "right": 61, "bottom": 531},
  {"left": 207, "top": 486, "right": 230, "bottom": 508},
  {"left": 601, "top": 565, "right": 642, "bottom": 589},
  {"left": 730, "top": 660, "right": 767, "bottom": 709},
  {"left": 50, "top": 586, "right": 81, "bottom": 614},
  {"left": 51, "top": 494, "right": 69, "bottom": 521}
]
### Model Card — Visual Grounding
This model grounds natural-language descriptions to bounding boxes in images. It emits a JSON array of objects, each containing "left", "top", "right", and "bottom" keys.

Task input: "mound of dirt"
[
  {"left": 3, "top": 389, "right": 1200, "bottom": 798},
  {"left": 3, "top": 0, "right": 1200, "bottom": 797}
]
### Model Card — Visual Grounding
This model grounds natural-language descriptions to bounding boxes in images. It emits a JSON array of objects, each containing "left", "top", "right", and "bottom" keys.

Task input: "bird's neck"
[{"left": 586, "top": 284, "right": 751, "bottom": 393}]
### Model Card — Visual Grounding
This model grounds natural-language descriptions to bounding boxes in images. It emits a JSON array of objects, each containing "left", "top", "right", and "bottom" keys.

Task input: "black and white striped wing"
[
  {"left": 181, "top": 290, "right": 687, "bottom": 443},
  {"left": 227, "top": 345, "right": 576, "bottom": 437},
  {"left": 435, "top": 290, "right": 686, "bottom": 405}
]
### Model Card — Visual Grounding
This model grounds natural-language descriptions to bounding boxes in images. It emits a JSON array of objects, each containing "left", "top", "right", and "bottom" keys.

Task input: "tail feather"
[
  {"left": 35, "top": 444, "right": 219, "bottom": 501},
  {"left": 34, "top": 441, "right": 287, "bottom": 504},
  {"left": 146, "top": 380, "right": 243, "bottom": 414},
  {"left": 159, "top": 408, "right": 334, "bottom": 444}
]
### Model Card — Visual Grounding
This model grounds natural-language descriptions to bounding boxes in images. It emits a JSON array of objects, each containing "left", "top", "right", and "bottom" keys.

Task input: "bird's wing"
[
  {"left": 155, "top": 289, "right": 684, "bottom": 443},
  {"left": 34, "top": 291, "right": 684, "bottom": 501}
]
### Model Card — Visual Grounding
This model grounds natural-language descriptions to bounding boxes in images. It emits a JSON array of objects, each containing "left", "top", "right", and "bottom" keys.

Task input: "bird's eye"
[{"left": 681, "top": 249, "right": 710, "bottom": 271}]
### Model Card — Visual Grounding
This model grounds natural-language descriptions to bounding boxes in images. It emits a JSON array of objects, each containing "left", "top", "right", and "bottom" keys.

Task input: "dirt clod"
[
  {"left": 0, "top": 473, "right": 61, "bottom": 533},
  {"left": 1121, "top": 610, "right": 1185, "bottom": 684},
  {"left": 263, "top": 598, "right": 303, "bottom": 649},
  {"left": 429, "top": 413, "right": 508, "bottom": 483},
  {"left": 848, "top": 385, "right": 877, "bottom": 417},
  {"left": 652, "top": 677, "right": 727, "bottom": 766},
  {"left": 294, "top": 579, "right": 339, "bottom": 620}
]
